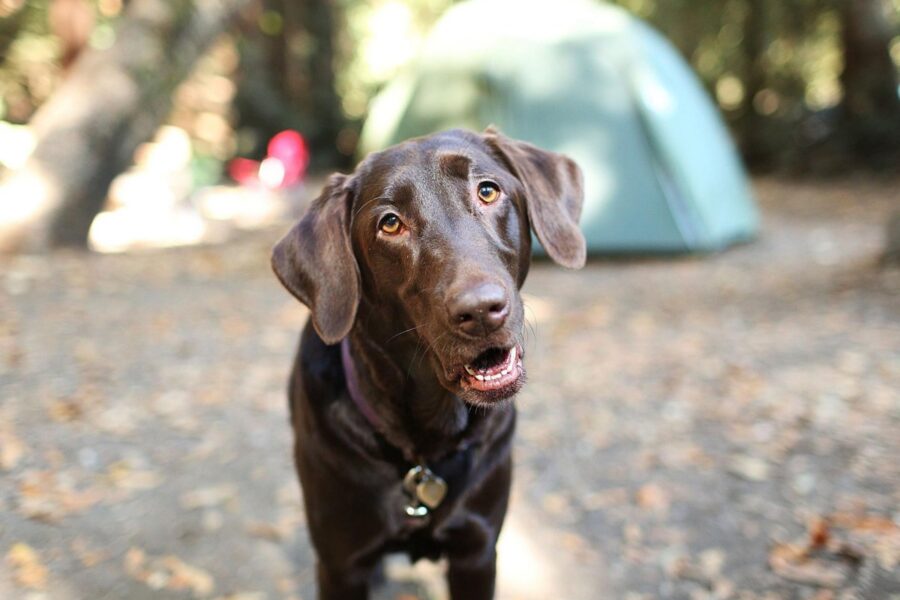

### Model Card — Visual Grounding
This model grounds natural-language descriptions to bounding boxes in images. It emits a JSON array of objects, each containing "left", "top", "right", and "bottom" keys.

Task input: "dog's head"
[{"left": 273, "top": 128, "right": 585, "bottom": 405}]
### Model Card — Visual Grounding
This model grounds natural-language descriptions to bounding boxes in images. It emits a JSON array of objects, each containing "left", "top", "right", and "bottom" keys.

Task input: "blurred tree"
[
  {"left": 838, "top": 0, "right": 900, "bottom": 163},
  {"left": 232, "top": 0, "right": 346, "bottom": 169},
  {"left": 610, "top": 0, "right": 899, "bottom": 171},
  {"left": 47, "top": 0, "right": 94, "bottom": 71},
  {"left": 739, "top": 0, "right": 770, "bottom": 166},
  {"left": 0, "top": 0, "right": 254, "bottom": 252},
  {"left": 0, "top": 1, "right": 28, "bottom": 68}
]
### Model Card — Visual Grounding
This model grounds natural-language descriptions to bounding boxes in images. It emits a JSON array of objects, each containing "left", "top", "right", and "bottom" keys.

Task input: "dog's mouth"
[{"left": 456, "top": 345, "right": 524, "bottom": 400}]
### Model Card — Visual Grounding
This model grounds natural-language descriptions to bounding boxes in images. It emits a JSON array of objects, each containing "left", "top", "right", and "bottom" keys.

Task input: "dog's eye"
[
  {"left": 379, "top": 213, "right": 402, "bottom": 235},
  {"left": 477, "top": 182, "right": 501, "bottom": 204}
]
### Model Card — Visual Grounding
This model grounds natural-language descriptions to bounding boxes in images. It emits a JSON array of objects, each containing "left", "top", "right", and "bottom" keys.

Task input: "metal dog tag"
[
  {"left": 402, "top": 465, "right": 448, "bottom": 514},
  {"left": 403, "top": 466, "right": 423, "bottom": 497},
  {"left": 416, "top": 476, "right": 447, "bottom": 509}
]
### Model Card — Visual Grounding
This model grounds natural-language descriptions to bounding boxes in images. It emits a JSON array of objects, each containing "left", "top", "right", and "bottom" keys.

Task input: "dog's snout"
[{"left": 449, "top": 282, "right": 509, "bottom": 337}]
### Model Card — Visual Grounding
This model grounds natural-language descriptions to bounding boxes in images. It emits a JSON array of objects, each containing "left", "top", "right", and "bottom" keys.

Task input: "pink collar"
[{"left": 340, "top": 338, "right": 382, "bottom": 429}]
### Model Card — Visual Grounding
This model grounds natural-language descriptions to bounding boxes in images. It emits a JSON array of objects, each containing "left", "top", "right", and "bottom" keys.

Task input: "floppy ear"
[
  {"left": 271, "top": 173, "right": 360, "bottom": 344},
  {"left": 483, "top": 126, "right": 586, "bottom": 269}
]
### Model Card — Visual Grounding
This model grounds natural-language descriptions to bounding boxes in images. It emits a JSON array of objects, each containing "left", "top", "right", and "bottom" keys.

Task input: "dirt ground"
[{"left": 1, "top": 177, "right": 899, "bottom": 600}]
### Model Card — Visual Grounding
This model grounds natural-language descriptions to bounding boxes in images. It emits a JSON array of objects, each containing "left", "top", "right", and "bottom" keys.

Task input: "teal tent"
[{"left": 359, "top": 0, "right": 759, "bottom": 253}]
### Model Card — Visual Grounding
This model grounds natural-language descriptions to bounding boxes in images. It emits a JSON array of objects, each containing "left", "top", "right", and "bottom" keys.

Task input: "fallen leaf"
[
  {"left": 71, "top": 537, "right": 107, "bottom": 568},
  {"left": 17, "top": 470, "right": 102, "bottom": 522},
  {"left": 5, "top": 542, "right": 48, "bottom": 589},
  {"left": 163, "top": 555, "right": 215, "bottom": 597},
  {"left": 809, "top": 516, "right": 830, "bottom": 548},
  {"left": 124, "top": 547, "right": 147, "bottom": 580},
  {"left": 728, "top": 455, "right": 770, "bottom": 482},
  {"left": 0, "top": 430, "right": 26, "bottom": 471},
  {"left": 125, "top": 548, "right": 215, "bottom": 597},
  {"left": 180, "top": 484, "right": 237, "bottom": 510},
  {"left": 699, "top": 547, "right": 725, "bottom": 578},
  {"left": 635, "top": 483, "right": 670, "bottom": 513},
  {"left": 769, "top": 542, "right": 847, "bottom": 588},
  {"left": 245, "top": 521, "right": 283, "bottom": 542},
  {"left": 48, "top": 399, "right": 84, "bottom": 422},
  {"left": 540, "top": 492, "right": 572, "bottom": 516},
  {"left": 107, "top": 461, "right": 162, "bottom": 491}
]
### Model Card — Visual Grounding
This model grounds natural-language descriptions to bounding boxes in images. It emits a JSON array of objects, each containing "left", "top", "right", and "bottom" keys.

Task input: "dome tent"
[{"left": 359, "top": 0, "right": 759, "bottom": 253}]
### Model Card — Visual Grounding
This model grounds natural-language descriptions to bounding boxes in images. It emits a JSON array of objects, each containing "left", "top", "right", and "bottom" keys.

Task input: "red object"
[{"left": 227, "top": 130, "right": 310, "bottom": 189}]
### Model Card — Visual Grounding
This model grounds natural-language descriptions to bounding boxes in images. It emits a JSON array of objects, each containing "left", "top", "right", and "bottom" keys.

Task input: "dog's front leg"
[
  {"left": 444, "top": 456, "right": 512, "bottom": 600},
  {"left": 316, "top": 559, "right": 376, "bottom": 600},
  {"left": 447, "top": 552, "right": 497, "bottom": 600}
]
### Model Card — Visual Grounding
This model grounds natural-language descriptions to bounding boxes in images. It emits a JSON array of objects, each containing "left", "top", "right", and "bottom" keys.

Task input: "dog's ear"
[
  {"left": 483, "top": 126, "right": 586, "bottom": 269},
  {"left": 271, "top": 173, "right": 360, "bottom": 344}
]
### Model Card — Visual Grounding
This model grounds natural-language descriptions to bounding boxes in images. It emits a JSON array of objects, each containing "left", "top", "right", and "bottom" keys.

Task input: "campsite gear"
[
  {"left": 360, "top": 0, "right": 759, "bottom": 253},
  {"left": 228, "top": 130, "right": 309, "bottom": 189}
]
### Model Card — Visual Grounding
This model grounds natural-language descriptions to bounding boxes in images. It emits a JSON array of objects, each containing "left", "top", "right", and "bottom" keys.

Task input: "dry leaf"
[
  {"left": 162, "top": 555, "right": 215, "bottom": 597},
  {"left": 635, "top": 483, "right": 670, "bottom": 512},
  {"left": 769, "top": 543, "right": 847, "bottom": 588},
  {"left": 107, "top": 462, "right": 162, "bottom": 491},
  {"left": 125, "top": 548, "right": 215, "bottom": 597},
  {"left": 728, "top": 455, "right": 770, "bottom": 482},
  {"left": 6, "top": 542, "right": 48, "bottom": 589},
  {"left": 0, "top": 430, "right": 26, "bottom": 471},
  {"left": 48, "top": 399, "right": 84, "bottom": 423},
  {"left": 809, "top": 516, "right": 830, "bottom": 548},
  {"left": 71, "top": 537, "right": 107, "bottom": 568},
  {"left": 124, "top": 547, "right": 147, "bottom": 579},
  {"left": 245, "top": 521, "right": 283, "bottom": 542},
  {"left": 180, "top": 484, "right": 237, "bottom": 510},
  {"left": 540, "top": 492, "right": 572, "bottom": 516}
]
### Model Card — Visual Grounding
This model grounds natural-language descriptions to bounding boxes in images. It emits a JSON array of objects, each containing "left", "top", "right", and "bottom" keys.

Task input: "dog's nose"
[{"left": 450, "top": 282, "right": 509, "bottom": 337}]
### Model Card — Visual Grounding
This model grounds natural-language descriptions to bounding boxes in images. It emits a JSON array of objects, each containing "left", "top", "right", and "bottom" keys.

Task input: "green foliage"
[
  {"left": 338, "top": 0, "right": 454, "bottom": 120},
  {"left": 608, "top": 0, "right": 898, "bottom": 168},
  {"left": 0, "top": 0, "right": 124, "bottom": 123},
  {"left": 0, "top": 1, "right": 58, "bottom": 122},
  {"left": 1, "top": 0, "right": 896, "bottom": 170}
]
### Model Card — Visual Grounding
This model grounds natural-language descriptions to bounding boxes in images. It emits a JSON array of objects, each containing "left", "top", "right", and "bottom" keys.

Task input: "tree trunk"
[
  {"left": 300, "top": 0, "right": 344, "bottom": 168},
  {"left": 232, "top": 0, "right": 345, "bottom": 168},
  {"left": 839, "top": 0, "right": 900, "bottom": 160},
  {"left": 48, "top": 0, "right": 95, "bottom": 72},
  {"left": 739, "top": 0, "right": 770, "bottom": 167},
  {"left": 0, "top": 0, "right": 255, "bottom": 253},
  {"left": 0, "top": 0, "right": 27, "bottom": 68}
]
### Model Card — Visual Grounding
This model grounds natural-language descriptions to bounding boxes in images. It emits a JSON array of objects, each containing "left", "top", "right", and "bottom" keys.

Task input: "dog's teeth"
[
  {"left": 465, "top": 365, "right": 476, "bottom": 376},
  {"left": 475, "top": 374, "right": 485, "bottom": 381}
]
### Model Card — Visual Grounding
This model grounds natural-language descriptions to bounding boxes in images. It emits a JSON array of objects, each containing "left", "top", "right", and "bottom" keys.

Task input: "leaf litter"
[{"left": 0, "top": 177, "right": 898, "bottom": 598}]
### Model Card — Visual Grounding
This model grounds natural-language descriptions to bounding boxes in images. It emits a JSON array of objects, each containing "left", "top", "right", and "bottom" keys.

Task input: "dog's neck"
[{"left": 344, "top": 323, "right": 478, "bottom": 462}]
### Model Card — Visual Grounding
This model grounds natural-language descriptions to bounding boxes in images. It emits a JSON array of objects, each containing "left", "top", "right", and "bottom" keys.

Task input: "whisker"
[
  {"left": 405, "top": 330, "right": 448, "bottom": 381},
  {"left": 385, "top": 325, "right": 421, "bottom": 345},
  {"left": 523, "top": 303, "right": 539, "bottom": 346},
  {"left": 405, "top": 336, "right": 426, "bottom": 382}
]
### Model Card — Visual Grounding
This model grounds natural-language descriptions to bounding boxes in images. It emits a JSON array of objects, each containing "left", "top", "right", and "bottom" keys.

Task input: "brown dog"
[{"left": 272, "top": 127, "right": 585, "bottom": 599}]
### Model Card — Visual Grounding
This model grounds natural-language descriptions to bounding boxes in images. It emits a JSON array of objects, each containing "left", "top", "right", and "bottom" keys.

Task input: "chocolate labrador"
[{"left": 272, "top": 127, "right": 585, "bottom": 599}]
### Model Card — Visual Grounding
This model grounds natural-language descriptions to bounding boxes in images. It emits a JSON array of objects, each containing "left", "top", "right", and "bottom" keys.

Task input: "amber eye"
[
  {"left": 477, "top": 182, "right": 501, "bottom": 203},
  {"left": 379, "top": 213, "right": 402, "bottom": 235}
]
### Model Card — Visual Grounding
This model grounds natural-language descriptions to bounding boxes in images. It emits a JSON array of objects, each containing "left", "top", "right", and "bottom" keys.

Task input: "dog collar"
[
  {"left": 341, "top": 338, "right": 449, "bottom": 519},
  {"left": 340, "top": 338, "right": 382, "bottom": 429}
]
